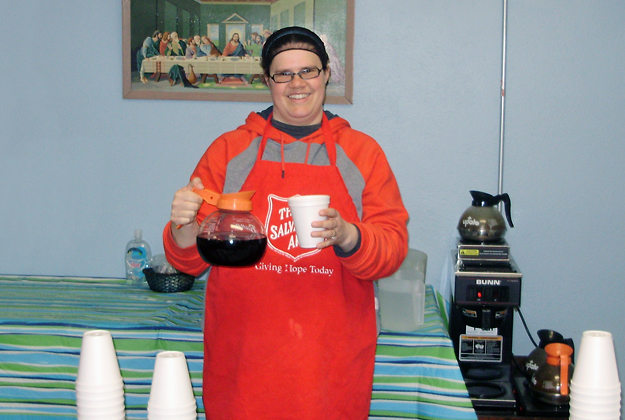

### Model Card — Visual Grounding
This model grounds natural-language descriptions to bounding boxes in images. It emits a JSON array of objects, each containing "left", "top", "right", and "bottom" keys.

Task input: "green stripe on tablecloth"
[
  {"left": 0, "top": 381, "right": 75, "bottom": 390},
  {"left": 0, "top": 334, "right": 82, "bottom": 349},
  {"left": 0, "top": 362, "right": 76, "bottom": 376},
  {"left": 0, "top": 334, "right": 201, "bottom": 353},
  {"left": 435, "top": 290, "right": 450, "bottom": 331},
  {"left": 376, "top": 344, "right": 454, "bottom": 358},
  {"left": 371, "top": 390, "right": 475, "bottom": 406},
  {"left": 373, "top": 375, "right": 468, "bottom": 390}
]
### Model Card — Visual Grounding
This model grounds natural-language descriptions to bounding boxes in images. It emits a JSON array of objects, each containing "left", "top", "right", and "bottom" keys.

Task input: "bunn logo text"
[{"left": 476, "top": 279, "right": 501, "bottom": 286}]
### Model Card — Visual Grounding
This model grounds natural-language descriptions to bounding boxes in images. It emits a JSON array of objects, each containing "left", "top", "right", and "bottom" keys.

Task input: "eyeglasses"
[{"left": 269, "top": 68, "right": 322, "bottom": 83}]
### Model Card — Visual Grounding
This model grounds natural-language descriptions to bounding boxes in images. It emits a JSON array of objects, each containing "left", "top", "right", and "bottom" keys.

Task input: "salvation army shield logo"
[{"left": 264, "top": 194, "right": 320, "bottom": 261}]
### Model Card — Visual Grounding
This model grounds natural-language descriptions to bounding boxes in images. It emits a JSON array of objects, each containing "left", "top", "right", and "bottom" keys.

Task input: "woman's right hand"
[{"left": 170, "top": 177, "right": 204, "bottom": 247}]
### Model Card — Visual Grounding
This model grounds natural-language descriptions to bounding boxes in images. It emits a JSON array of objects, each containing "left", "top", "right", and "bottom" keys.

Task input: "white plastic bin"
[
  {"left": 400, "top": 248, "right": 427, "bottom": 276},
  {"left": 377, "top": 249, "right": 427, "bottom": 332}
]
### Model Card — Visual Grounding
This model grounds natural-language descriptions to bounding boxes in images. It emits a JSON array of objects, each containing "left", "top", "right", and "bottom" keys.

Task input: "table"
[
  {"left": 0, "top": 275, "right": 204, "bottom": 420},
  {"left": 142, "top": 56, "right": 263, "bottom": 83},
  {"left": 372, "top": 287, "right": 477, "bottom": 420},
  {"left": 0, "top": 275, "right": 476, "bottom": 420}
]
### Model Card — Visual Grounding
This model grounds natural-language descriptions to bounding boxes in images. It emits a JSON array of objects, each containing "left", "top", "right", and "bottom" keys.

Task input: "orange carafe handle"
[
  {"left": 175, "top": 189, "right": 254, "bottom": 229},
  {"left": 193, "top": 188, "right": 255, "bottom": 211},
  {"left": 560, "top": 354, "right": 569, "bottom": 395},
  {"left": 193, "top": 188, "right": 221, "bottom": 206},
  {"left": 545, "top": 343, "right": 573, "bottom": 396}
]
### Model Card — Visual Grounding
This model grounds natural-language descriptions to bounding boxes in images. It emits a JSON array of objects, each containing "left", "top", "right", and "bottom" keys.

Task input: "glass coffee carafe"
[{"left": 195, "top": 190, "right": 267, "bottom": 267}]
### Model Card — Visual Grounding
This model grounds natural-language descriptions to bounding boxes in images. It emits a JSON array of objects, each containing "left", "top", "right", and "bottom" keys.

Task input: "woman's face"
[{"left": 268, "top": 49, "right": 329, "bottom": 126}]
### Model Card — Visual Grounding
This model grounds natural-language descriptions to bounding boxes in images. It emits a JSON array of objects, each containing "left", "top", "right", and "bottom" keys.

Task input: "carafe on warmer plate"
[
  {"left": 457, "top": 190, "right": 513, "bottom": 242},
  {"left": 530, "top": 343, "right": 574, "bottom": 406},
  {"left": 525, "top": 329, "right": 564, "bottom": 378}
]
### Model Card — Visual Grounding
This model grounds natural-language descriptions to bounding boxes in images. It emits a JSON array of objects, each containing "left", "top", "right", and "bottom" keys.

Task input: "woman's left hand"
[{"left": 312, "top": 208, "right": 359, "bottom": 253}]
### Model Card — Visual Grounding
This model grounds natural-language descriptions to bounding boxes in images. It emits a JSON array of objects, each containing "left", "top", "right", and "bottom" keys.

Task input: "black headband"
[{"left": 261, "top": 26, "right": 327, "bottom": 65}]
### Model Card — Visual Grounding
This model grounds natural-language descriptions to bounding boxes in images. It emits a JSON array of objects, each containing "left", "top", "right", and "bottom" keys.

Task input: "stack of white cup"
[
  {"left": 569, "top": 330, "right": 621, "bottom": 420},
  {"left": 147, "top": 351, "right": 197, "bottom": 420},
  {"left": 75, "top": 330, "right": 125, "bottom": 420}
]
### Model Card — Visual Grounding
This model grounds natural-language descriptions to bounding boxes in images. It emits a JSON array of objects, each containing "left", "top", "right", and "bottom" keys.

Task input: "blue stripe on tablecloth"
[{"left": 0, "top": 403, "right": 78, "bottom": 415}]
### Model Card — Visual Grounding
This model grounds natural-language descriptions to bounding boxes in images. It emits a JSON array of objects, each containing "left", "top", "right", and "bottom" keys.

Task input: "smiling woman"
[
  {"left": 266, "top": 50, "right": 330, "bottom": 126},
  {"left": 260, "top": 26, "right": 331, "bottom": 126},
  {"left": 163, "top": 26, "right": 409, "bottom": 420}
]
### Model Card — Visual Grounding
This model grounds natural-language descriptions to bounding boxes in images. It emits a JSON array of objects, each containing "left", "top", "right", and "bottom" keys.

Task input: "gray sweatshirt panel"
[{"left": 223, "top": 137, "right": 364, "bottom": 218}]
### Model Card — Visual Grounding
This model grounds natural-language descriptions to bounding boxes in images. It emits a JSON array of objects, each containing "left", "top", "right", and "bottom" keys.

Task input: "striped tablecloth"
[
  {"left": 0, "top": 275, "right": 475, "bottom": 420},
  {"left": 0, "top": 275, "right": 205, "bottom": 420}
]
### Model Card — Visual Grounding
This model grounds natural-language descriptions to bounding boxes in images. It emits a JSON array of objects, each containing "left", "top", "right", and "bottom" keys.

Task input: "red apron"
[{"left": 202, "top": 114, "right": 377, "bottom": 420}]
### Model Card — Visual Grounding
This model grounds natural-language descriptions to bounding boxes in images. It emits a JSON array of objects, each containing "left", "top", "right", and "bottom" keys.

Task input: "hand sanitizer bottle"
[{"left": 125, "top": 229, "right": 152, "bottom": 284}]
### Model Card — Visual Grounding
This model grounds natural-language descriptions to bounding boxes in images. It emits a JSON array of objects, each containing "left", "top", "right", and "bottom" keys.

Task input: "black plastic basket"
[{"left": 143, "top": 268, "right": 195, "bottom": 293}]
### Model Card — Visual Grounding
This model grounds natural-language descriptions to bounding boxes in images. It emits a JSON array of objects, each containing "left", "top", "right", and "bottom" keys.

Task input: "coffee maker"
[{"left": 449, "top": 191, "right": 522, "bottom": 411}]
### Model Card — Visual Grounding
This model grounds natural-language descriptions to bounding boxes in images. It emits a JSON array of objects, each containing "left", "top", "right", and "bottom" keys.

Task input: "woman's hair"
[{"left": 261, "top": 26, "right": 329, "bottom": 76}]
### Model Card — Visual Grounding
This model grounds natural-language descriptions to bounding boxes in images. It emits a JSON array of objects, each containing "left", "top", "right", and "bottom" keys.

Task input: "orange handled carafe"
[
  {"left": 529, "top": 342, "right": 574, "bottom": 405},
  {"left": 195, "top": 189, "right": 267, "bottom": 267}
]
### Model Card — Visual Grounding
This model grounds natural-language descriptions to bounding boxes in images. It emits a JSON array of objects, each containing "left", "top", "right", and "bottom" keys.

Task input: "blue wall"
[{"left": 2, "top": 0, "right": 624, "bottom": 396}]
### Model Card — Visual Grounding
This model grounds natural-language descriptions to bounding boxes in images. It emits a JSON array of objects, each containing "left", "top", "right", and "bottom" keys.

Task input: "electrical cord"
[
  {"left": 511, "top": 306, "right": 537, "bottom": 377},
  {"left": 515, "top": 306, "right": 538, "bottom": 347},
  {"left": 510, "top": 352, "right": 527, "bottom": 377}
]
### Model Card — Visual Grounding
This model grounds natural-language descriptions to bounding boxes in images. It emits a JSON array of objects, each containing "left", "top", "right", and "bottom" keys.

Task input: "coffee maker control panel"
[
  {"left": 454, "top": 257, "right": 522, "bottom": 307},
  {"left": 466, "top": 284, "right": 510, "bottom": 303},
  {"left": 456, "top": 279, "right": 521, "bottom": 306}
]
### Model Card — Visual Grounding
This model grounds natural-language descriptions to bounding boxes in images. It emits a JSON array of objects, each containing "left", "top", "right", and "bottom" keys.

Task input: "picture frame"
[{"left": 122, "top": 0, "right": 354, "bottom": 104}]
